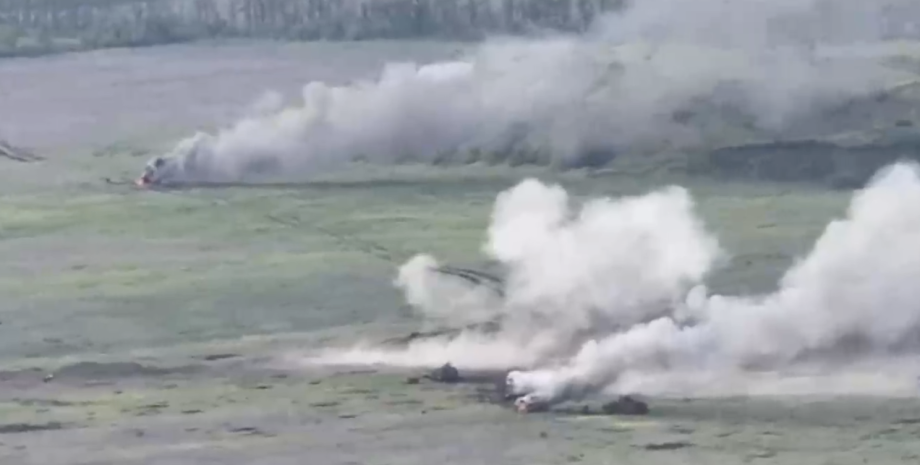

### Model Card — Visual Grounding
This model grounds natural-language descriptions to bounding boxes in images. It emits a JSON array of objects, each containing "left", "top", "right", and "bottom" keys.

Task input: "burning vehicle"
[
  {"left": 134, "top": 132, "right": 221, "bottom": 188},
  {"left": 134, "top": 136, "right": 286, "bottom": 188},
  {"left": 136, "top": 156, "right": 173, "bottom": 187},
  {"left": 504, "top": 370, "right": 561, "bottom": 413},
  {"left": 513, "top": 393, "right": 551, "bottom": 413}
]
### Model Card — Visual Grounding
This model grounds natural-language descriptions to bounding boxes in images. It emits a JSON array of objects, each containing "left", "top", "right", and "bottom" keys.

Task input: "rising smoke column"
[
  {"left": 312, "top": 161, "right": 920, "bottom": 402},
  {"left": 314, "top": 177, "right": 722, "bottom": 369},
  {"left": 144, "top": 0, "right": 905, "bottom": 184},
  {"left": 507, "top": 161, "right": 920, "bottom": 403}
]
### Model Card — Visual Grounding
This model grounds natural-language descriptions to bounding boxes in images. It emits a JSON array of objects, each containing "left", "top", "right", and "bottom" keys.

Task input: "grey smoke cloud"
[
  {"left": 316, "top": 177, "right": 720, "bottom": 371},
  {"left": 501, "top": 161, "right": 920, "bottom": 405},
  {"left": 313, "top": 160, "right": 920, "bottom": 406},
  {"left": 140, "top": 0, "right": 912, "bottom": 185}
]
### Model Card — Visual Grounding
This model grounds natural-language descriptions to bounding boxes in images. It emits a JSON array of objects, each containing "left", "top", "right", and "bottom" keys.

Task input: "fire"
[
  {"left": 513, "top": 394, "right": 550, "bottom": 414},
  {"left": 514, "top": 397, "right": 530, "bottom": 413},
  {"left": 136, "top": 156, "right": 167, "bottom": 188}
]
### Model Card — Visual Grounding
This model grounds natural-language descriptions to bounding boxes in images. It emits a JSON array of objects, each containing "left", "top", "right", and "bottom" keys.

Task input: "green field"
[
  {"left": 2, "top": 39, "right": 920, "bottom": 464},
  {"left": 7, "top": 145, "right": 919, "bottom": 464},
  {"left": 0, "top": 151, "right": 848, "bottom": 358}
]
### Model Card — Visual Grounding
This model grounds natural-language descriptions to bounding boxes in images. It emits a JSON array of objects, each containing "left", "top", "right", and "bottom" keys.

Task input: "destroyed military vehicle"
[{"left": 130, "top": 41, "right": 920, "bottom": 190}]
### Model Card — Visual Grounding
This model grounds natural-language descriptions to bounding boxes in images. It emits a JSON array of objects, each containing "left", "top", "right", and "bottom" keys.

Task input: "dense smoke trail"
[
  {"left": 502, "top": 161, "right": 920, "bottom": 405},
  {"left": 312, "top": 161, "right": 920, "bottom": 402},
  {"left": 328, "top": 181, "right": 720, "bottom": 369},
  {"left": 139, "top": 0, "right": 911, "bottom": 185}
]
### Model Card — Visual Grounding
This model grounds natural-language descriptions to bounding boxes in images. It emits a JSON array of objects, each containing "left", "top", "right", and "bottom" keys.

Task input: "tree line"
[{"left": 0, "top": 0, "right": 626, "bottom": 57}]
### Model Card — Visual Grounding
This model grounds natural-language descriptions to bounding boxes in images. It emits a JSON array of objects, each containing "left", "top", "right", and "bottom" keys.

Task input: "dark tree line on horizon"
[
  {"left": 0, "top": 0, "right": 627, "bottom": 57},
  {"left": 2, "top": 0, "right": 918, "bottom": 58}
]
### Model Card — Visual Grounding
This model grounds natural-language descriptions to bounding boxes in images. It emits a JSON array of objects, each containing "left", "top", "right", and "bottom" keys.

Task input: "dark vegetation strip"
[
  {"left": 0, "top": 0, "right": 627, "bottom": 58},
  {"left": 0, "top": 138, "right": 43, "bottom": 162}
]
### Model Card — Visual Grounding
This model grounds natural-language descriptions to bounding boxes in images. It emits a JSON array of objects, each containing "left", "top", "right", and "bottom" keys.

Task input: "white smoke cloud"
[
  {"left": 394, "top": 254, "right": 504, "bottom": 327},
  {"left": 142, "top": 0, "right": 912, "bottom": 184},
  {"left": 310, "top": 161, "right": 920, "bottom": 402},
  {"left": 510, "top": 161, "right": 920, "bottom": 402},
  {"left": 486, "top": 179, "right": 721, "bottom": 331},
  {"left": 313, "top": 176, "right": 722, "bottom": 372}
]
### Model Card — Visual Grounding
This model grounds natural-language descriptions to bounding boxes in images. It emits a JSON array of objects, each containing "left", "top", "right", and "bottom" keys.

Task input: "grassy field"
[
  {"left": 0, "top": 150, "right": 847, "bottom": 359},
  {"left": 2, "top": 41, "right": 919, "bottom": 465},
  {"left": 7, "top": 145, "right": 916, "bottom": 464}
]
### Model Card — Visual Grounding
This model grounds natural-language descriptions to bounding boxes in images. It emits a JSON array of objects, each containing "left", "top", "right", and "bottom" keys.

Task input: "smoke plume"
[
  {"left": 312, "top": 161, "right": 920, "bottom": 402},
  {"left": 142, "top": 0, "right": 910, "bottom": 184}
]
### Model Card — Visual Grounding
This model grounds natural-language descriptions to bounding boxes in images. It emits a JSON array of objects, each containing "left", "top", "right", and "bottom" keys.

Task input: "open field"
[
  {"left": 2, "top": 41, "right": 920, "bottom": 465},
  {"left": 7, "top": 150, "right": 920, "bottom": 465},
  {"left": 9, "top": 155, "right": 920, "bottom": 465}
]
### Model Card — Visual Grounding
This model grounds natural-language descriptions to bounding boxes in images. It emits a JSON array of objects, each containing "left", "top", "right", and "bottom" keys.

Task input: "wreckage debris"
[
  {"left": 504, "top": 368, "right": 651, "bottom": 415},
  {"left": 641, "top": 441, "right": 693, "bottom": 451},
  {"left": 407, "top": 362, "right": 480, "bottom": 385},
  {"left": 514, "top": 394, "right": 551, "bottom": 413},
  {"left": 602, "top": 395, "right": 650, "bottom": 416},
  {"left": 424, "top": 363, "right": 462, "bottom": 383},
  {"left": 510, "top": 394, "right": 651, "bottom": 415},
  {"left": 400, "top": 364, "right": 650, "bottom": 417},
  {"left": 0, "top": 139, "right": 42, "bottom": 162},
  {"left": 406, "top": 363, "right": 463, "bottom": 384}
]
